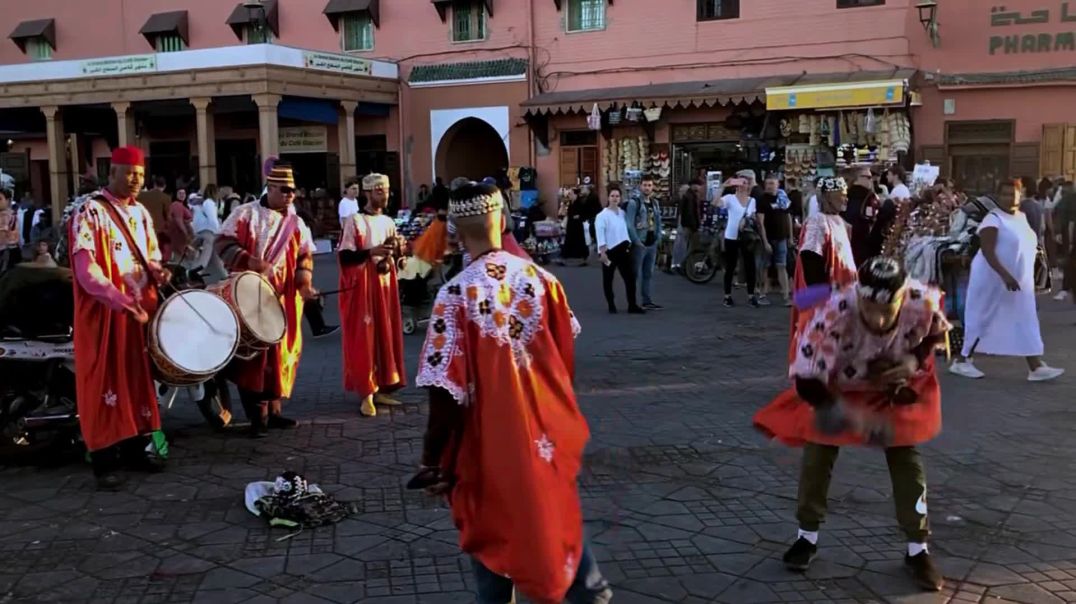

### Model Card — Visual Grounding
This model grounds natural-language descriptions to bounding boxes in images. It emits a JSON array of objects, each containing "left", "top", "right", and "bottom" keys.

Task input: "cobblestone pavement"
[{"left": 4, "top": 259, "right": 1076, "bottom": 604}]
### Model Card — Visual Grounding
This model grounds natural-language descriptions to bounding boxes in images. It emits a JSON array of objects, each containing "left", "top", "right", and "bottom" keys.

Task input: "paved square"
[{"left": 3, "top": 261, "right": 1076, "bottom": 603}]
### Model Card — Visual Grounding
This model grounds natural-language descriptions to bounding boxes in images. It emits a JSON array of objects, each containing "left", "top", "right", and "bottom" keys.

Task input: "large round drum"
[
  {"left": 209, "top": 271, "right": 287, "bottom": 360},
  {"left": 149, "top": 289, "right": 240, "bottom": 386}
]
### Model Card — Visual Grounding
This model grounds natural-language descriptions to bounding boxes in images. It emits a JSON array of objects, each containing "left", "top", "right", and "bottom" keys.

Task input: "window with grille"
[
  {"left": 567, "top": 0, "right": 605, "bottom": 32},
  {"left": 155, "top": 34, "right": 186, "bottom": 53},
  {"left": 452, "top": 1, "right": 487, "bottom": 42},
  {"left": 245, "top": 25, "right": 272, "bottom": 44},
  {"left": 342, "top": 13, "right": 374, "bottom": 51},
  {"left": 26, "top": 37, "right": 52, "bottom": 61},
  {"left": 836, "top": 0, "right": 885, "bottom": 7},
  {"left": 698, "top": 0, "right": 740, "bottom": 21}
]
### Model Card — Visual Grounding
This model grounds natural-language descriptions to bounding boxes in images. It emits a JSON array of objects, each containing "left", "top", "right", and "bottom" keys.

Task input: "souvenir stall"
[{"left": 766, "top": 77, "right": 915, "bottom": 184}]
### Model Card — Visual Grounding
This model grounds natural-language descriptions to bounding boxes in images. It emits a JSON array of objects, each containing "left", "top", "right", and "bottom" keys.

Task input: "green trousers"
[{"left": 796, "top": 443, "right": 930, "bottom": 543}]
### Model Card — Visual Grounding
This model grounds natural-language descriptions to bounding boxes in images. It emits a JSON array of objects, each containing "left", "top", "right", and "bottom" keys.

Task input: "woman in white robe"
[{"left": 950, "top": 179, "right": 1064, "bottom": 382}]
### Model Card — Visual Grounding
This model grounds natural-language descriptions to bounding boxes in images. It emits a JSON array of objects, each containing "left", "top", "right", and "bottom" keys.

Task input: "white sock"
[
  {"left": 908, "top": 542, "right": 928, "bottom": 556},
  {"left": 797, "top": 529, "right": 819, "bottom": 545}
]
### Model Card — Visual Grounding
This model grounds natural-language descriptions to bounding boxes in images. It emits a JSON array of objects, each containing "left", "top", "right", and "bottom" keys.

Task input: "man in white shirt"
[
  {"left": 338, "top": 179, "right": 362, "bottom": 230},
  {"left": 596, "top": 183, "right": 643, "bottom": 314},
  {"left": 192, "top": 185, "right": 225, "bottom": 282}
]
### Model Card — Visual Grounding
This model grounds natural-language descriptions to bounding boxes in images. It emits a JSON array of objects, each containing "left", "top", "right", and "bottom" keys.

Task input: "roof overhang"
[
  {"left": 139, "top": 11, "right": 190, "bottom": 47},
  {"left": 9, "top": 19, "right": 56, "bottom": 52},
  {"left": 226, "top": 0, "right": 280, "bottom": 40},
  {"left": 324, "top": 0, "right": 381, "bottom": 30}
]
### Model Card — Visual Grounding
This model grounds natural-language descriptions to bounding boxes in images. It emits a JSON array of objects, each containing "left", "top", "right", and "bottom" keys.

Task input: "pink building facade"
[{"left": 0, "top": 0, "right": 1071, "bottom": 219}]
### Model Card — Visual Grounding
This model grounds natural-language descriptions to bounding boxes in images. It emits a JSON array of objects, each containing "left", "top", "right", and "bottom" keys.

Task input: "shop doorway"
[
  {"left": 945, "top": 121, "right": 1014, "bottom": 196},
  {"left": 215, "top": 139, "right": 258, "bottom": 196},
  {"left": 148, "top": 141, "right": 193, "bottom": 192},
  {"left": 280, "top": 153, "right": 330, "bottom": 193},
  {"left": 672, "top": 142, "right": 772, "bottom": 193},
  {"left": 435, "top": 117, "right": 508, "bottom": 182},
  {"left": 559, "top": 130, "right": 598, "bottom": 188}
]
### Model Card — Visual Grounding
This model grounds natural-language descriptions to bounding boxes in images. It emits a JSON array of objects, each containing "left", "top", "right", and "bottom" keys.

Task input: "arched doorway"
[{"left": 434, "top": 117, "right": 508, "bottom": 182}]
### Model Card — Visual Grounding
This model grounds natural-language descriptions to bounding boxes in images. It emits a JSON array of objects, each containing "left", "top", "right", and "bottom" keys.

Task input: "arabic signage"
[
  {"left": 303, "top": 51, "right": 371, "bottom": 76},
  {"left": 81, "top": 55, "right": 157, "bottom": 76},
  {"left": 279, "top": 126, "right": 328, "bottom": 154},
  {"left": 989, "top": 2, "right": 1076, "bottom": 54},
  {"left": 766, "top": 81, "right": 905, "bottom": 111}
]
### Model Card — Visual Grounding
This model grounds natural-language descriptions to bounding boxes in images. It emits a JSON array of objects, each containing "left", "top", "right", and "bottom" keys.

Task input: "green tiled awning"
[{"left": 409, "top": 58, "right": 527, "bottom": 84}]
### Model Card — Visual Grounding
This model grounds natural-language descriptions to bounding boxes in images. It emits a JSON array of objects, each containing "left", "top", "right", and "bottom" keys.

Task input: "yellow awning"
[{"left": 766, "top": 79, "right": 906, "bottom": 111}]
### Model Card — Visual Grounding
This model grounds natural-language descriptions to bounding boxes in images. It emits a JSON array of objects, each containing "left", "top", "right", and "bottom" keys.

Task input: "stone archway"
[{"left": 434, "top": 117, "right": 509, "bottom": 182}]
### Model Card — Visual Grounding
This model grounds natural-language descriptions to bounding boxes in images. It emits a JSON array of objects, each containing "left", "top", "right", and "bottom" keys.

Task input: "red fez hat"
[{"left": 111, "top": 145, "right": 145, "bottom": 167}]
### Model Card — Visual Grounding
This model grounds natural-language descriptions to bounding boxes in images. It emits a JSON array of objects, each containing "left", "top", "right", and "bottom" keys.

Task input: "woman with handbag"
[{"left": 714, "top": 177, "right": 760, "bottom": 307}]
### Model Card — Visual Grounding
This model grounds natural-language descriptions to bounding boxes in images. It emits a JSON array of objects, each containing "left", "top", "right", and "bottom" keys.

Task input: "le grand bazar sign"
[{"left": 989, "top": 2, "right": 1076, "bottom": 54}]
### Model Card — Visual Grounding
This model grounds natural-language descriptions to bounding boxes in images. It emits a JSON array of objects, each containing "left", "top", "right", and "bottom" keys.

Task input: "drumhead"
[
  {"left": 155, "top": 290, "right": 240, "bottom": 374},
  {"left": 233, "top": 272, "right": 287, "bottom": 344}
]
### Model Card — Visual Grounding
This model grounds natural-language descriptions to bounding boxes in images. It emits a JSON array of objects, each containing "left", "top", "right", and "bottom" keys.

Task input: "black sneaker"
[
  {"left": 783, "top": 538, "right": 817, "bottom": 571},
  {"left": 313, "top": 325, "right": 340, "bottom": 339},
  {"left": 249, "top": 421, "right": 270, "bottom": 439},
  {"left": 723, "top": 296, "right": 734, "bottom": 307},
  {"left": 643, "top": 303, "right": 663, "bottom": 310},
  {"left": 905, "top": 552, "right": 944, "bottom": 591},
  {"left": 628, "top": 306, "right": 646, "bottom": 315},
  {"left": 608, "top": 306, "right": 618, "bottom": 314},
  {"left": 749, "top": 295, "right": 761, "bottom": 308}
]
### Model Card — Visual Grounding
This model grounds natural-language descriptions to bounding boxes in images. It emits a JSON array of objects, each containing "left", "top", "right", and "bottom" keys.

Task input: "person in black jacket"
[
  {"left": 843, "top": 168, "right": 882, "bottom": 266},
  {"left": 672, "top": 179, "right": 703, "bottom": 272}
]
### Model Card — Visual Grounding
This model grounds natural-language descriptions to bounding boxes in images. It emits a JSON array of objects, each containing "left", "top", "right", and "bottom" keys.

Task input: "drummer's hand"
[
  {"left": 124, "top": 299, "right": 150, "bottom": 324},
  {"left": 873, "top": 355, "right": 919, "bottom": 385},
  {"left": 248, "top": 258, "right": 271, "bottom": 274},
  {"left": 147, "top": 262, "right": 171, "bottom": 286},
  {"left": 298, "top": 282, "right": 319, "bottom": 301}
]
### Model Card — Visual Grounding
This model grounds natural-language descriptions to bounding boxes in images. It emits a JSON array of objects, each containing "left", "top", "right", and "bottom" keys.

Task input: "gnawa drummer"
[
  {"left": 69, "top": 146, "right": 171, "bottom": 490},
  {"left": 215, "top": 164, "right": 319, "bottom": 437}
]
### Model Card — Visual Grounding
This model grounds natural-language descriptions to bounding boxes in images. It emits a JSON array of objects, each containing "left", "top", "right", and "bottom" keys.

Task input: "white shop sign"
[{"left": 279, "top": 126, "right": 328, "bottom": 154}]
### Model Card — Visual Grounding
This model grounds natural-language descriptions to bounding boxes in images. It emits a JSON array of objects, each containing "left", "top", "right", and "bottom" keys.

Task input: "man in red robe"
[
  {"left": 70, "top": 146, "right": 170, "bottom": 490},
  {"left": 338, "top": 173, "right": 406, "bottom": 417},
  {"left": 216, "top": 165, "right": 318, "bottom": 437},
  {"left": 412, "top": 183, "right": 612, "bottom": 604}
]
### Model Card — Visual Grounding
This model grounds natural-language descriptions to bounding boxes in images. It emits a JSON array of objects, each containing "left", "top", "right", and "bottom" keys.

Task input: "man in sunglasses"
[
  {"left": 843, "top": 168, "right": 883, "bottom": 266},
  {"left": 216, "top": 164, "right": 319, "bottom": 437}
]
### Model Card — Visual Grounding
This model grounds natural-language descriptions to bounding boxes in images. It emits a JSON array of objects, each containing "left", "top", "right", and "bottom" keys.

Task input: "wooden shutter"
[
  {"left": 579, "top": 146, "right": 598, "bottom": 185},
  {"left": 1041, "top": 124, "right": 1065, "bottom": 177},
  {"left": 1064, "top": 125, "right": 1076, "bottom": 181},
  {"left": 560, "top": 147, "right": 579, "bottom": 187}
]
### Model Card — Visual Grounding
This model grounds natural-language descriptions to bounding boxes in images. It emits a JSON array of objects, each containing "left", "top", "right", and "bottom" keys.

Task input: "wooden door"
[
  {"left": 1064, "top": 125, "right": 1076, "bottom": 180},
  {"left": 1041, "top": 124, "right": 1065, "bottom": 177},
  {"left": 560, "top": 147, "right": 579, "bottom": 187}
]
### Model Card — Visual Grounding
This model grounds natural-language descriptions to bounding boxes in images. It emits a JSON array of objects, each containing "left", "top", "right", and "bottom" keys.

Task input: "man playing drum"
[
  {"left": 338, "top": 173, "right": 407, "bottom": 418},
  {"left": 69, "top": 146, "right": 171, "bottom": 490},
  {"left": 216, "top": 165, "right": 318, "bottom": 437}
]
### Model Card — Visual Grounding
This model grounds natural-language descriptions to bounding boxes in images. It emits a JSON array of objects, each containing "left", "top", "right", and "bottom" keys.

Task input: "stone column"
[
  {"left": 41, "top": 105, "right": 68, "bottom": 223},
  {"left": 112, "top": 101, "right": 137, "bottom": 148},
  {"left": 338, "top": 100, "right": 358, "bottom": 191},
  {"left": 191, "top": 97, "right": 216, "bottom": 188},
  {"left": 253, "top": 93, "right": 281, "bottom": 164}
]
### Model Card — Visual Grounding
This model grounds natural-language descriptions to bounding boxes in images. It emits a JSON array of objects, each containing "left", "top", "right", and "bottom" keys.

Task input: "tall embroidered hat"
[
  {"left": 267, "top": 166, "right": 295, "bottom": 189},
  {"left": 449, "top": 183, "right": 503, "bottom": 219},
  {"left": 111, "top": 145, "right": 145, "bottom": 167},
  {"left": 362, "top": 173, "right": 389, "bottom": 190}
]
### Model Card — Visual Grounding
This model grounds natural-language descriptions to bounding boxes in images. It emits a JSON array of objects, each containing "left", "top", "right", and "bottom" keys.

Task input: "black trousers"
[
  {"left": 303, "top": 295, "right": 326, "bottom": 332},
  {"left": 723, "top": 238, "right": 757, "bottom": 296},
  {"left": 602, "top": 242, "right": 638, "bottom": 310},
  {"left": 89, "top": 435, "right": 150, "bottom": 476}
]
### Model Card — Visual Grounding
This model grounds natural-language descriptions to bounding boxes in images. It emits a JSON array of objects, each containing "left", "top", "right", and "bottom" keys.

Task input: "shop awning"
[
  {"left": 139, "top": 11, "right": 190, "bottom": 46},
  {"left": 936, "top": 67, "right": 1076, "bottom": 89},
  {"left": 431, "top": 0, "right": 494, "bottom": 21},
  {"left": 9, "top": 18, "right": 56, "bottom": 52},
  {"left": 324, "top": 0, "right": 380, "bottom": 29},
  {"left": 523, "top": 69, "right": 915, "bottom": 115},
  {"left": 522, "top": 76, "right": 775, "bottom": 116},
  {"left": 226, "top": 0, "right": 280, "bottom": 39},
  {"left": 766, "top": 78, "right": 908, "bottom": 111}
]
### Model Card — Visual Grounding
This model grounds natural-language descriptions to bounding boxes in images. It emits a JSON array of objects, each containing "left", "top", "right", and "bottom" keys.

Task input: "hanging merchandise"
[
  {"left": 865, "top": 108, "right": 877, "bottom": 134},
  {"left": 608, "top": 105, "right": 622, "bottom": 126},
  {"left": 587, "top": 104, "right": 601, "bottom": 131},
  {"left": 625, "top": 106, "right": 643, "bottom": 122},
  {"left": 644, "top": 107, "right": 663, "bottom": 122}
]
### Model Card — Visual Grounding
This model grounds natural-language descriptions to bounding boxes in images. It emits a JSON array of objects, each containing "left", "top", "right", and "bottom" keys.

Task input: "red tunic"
[
  {"left": 338, "top": 212, "right": 406, "bottom": 399},
  {"left": 417, "top": 251, "right": 587, "bottom": 604},
  {"left": 69, "top": 194, "right": 162, "bottom": 452},
  {"left": 789, "top": 213, "right": 858, "bottom": 362},
  {"left": 218, "top": 201, "right": 315, "bottom": 398},
  {"left": 756, "top": 282, "right": 949, "bottom": 447}
]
